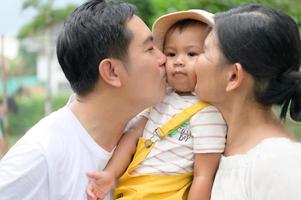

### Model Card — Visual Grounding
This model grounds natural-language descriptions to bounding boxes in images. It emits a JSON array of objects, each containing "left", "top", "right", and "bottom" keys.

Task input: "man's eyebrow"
[{"left": 143, "top": 35, "right": 153, "bottom": 45}]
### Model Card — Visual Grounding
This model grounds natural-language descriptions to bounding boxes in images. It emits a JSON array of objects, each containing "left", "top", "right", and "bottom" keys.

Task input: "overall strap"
[{"left": 144, "top": 101, "right": 209, "bottom": 147}]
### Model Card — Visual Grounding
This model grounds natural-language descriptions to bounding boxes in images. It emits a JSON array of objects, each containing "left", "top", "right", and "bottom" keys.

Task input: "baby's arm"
[
  {"left": 188, "top": 105, "right": 227, "bottom": 200},
  {"left": 86, "top": 116, "right": 147, "bottom": 200},
  {"left": 188, "top": 153, "right": 221, "bottom": 200}
]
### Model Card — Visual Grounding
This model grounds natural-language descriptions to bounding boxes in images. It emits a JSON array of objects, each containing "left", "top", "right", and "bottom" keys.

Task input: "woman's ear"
[
  {"left": 98, "top": 58, "right": 122, "bottom": 87},
  {"left": 226, "top": 63, "right": 244, "bottom": 92}
]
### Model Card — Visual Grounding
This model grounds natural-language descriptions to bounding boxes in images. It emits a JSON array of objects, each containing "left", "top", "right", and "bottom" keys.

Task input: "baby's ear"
[
  {"left": 98, "top": 58, "right": 123, "bottom": 87},
  {"left": 225, "top": 63, "right": 244, "bottom": 92}
]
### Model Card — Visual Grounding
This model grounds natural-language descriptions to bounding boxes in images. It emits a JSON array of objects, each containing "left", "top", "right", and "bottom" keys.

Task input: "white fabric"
[
  {"left": 211, "top": 137, "right": 301, "bottom": 200},
  {"left": 0, "top": 106, "right": 114, "bottom": 200},
  {"left": 134, "top": 91, "right": 227, "bottom": 175}
]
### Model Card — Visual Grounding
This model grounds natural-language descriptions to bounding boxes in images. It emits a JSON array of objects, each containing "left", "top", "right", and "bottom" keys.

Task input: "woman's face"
[{"left": 194, "top": 31, "right": 229, "bottom": 104}]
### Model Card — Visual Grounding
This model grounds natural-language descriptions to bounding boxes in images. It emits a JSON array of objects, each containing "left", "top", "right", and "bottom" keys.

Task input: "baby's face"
[{"left": 163, "top": 24, "right": 208, "bottom": 94}]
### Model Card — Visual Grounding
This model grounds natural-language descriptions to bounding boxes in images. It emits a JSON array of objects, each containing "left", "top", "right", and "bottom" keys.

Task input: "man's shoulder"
[
  {"left": 32, "top": 106, "right": 72, "bottom": 133},
  {"left": 20, "top": 107, "right": 72, "bottom": 155}
]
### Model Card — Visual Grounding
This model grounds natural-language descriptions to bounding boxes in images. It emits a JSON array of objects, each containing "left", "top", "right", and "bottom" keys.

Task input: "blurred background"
[{"left": 1, "top": 0, "right": 300, "bottom": 156}]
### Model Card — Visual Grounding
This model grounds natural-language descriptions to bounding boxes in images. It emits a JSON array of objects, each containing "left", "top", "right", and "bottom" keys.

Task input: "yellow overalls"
[{"left": 114, "top": 101, "right": 209, "bottom": 200}]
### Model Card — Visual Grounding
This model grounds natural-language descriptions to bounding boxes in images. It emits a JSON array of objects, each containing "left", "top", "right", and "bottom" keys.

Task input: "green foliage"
[
  {"left": 19, "top": 0, "right": 300, "bottom": 37},
  {"left": 8, "top": 96, "right": 44, "bottom": 136},
  {"left": 52, "top": 93, "right": 70, "bottom": 110},
  {"left": 273, "top": 106, "right": 301, "bottom": 138},
  {"left": 18, "top": 4, "right": 77, "bottom": 39},
  {"left": 295, "top": 125, "right": 301, "bottom": 138},
  {"left": 286, "top": 120, "right": 301, "bottom": 138},
  {"left": 8, "top": 45, "right": 37, "bottom": 76},
  {"left": 22, "top": 0, "right": 41, "bottom": 10},
  {"left": 122, "top": 0, "right": 155, "bottom": 27},
  {"left": 7, "top": 94, "right": 69, "bottom": 136},
  {"left": 148, "top": 0, "right": 301, "bottom": 31}
]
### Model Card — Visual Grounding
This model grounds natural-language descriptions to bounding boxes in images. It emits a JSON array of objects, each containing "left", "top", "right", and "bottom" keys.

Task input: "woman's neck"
[{"left": 217, "top": 99, "right": 292, "bottom": 156}]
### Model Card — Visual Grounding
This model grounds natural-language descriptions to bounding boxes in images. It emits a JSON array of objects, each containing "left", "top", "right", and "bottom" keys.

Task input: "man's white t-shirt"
[{"left": 0, "top": 106, "right": 114, "bottom": 200}]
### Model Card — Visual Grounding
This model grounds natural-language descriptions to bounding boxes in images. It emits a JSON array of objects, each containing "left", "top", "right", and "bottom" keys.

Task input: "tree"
[
  {"left": 150, "top": 0, "right": 300, "bottom": 31},
  {"left": 19, "top": 0, "right": 78, "bottom": 115},
  {"left": 0, "top": 35, "right": 9, "bottom": 154},
  {"left": 18, "top": 3, "right": 77, "bottom": 39},
  {"left": 8, "top": 45, "right": 37, "bottom": 77},
  {"left": 123, "top": 0, "right": 155, "bottom": 27}
]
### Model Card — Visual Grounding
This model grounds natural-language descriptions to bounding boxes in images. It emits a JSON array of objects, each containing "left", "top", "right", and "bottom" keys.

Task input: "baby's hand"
[{"left": 86, "top": 171, "right": 115, "bottom": 200}]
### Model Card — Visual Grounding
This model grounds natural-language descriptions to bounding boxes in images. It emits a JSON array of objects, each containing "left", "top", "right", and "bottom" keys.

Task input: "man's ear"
[
  {"left": 226, "top": 63, "right": 244, "bottom": 92},
  {"left": 98, "top": 58, "right": 122, "bottom": 87}
]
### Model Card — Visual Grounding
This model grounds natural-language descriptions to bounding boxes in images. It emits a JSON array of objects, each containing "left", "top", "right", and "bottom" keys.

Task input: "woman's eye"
[{"left": 148, "top": 46, "right": 154, "bottom": 51}]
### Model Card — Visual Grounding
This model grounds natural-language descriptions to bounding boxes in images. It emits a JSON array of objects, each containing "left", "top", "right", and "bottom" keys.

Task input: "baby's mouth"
[{"left": 173, "top": 71, "right": 187, "bottom": 76}]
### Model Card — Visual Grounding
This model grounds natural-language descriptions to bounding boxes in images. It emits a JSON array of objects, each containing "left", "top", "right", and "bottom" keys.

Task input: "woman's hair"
[{"left": 214, "top": 4, "right": 301, "bottom": 121}]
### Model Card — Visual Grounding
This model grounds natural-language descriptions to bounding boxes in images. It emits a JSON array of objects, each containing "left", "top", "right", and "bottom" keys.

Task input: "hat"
[{"left": 152, "top": 9, "right": 214, "bottom": 51}]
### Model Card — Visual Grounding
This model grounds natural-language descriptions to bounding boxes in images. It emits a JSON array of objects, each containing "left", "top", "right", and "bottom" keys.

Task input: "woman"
[{"left": 195, "top": 4, "right": 301, "bottom": 200}]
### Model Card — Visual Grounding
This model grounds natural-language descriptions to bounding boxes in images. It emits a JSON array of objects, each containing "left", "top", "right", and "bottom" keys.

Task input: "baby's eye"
[
  {"left": 165, "top": 52, "right": 175, "bottom": 57},
  {"left": 188, "top": 52, "right": 198, "bottom": 57}
]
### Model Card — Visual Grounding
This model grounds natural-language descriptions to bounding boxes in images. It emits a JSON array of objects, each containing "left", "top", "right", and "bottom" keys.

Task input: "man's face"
[{"left": 122, "top": 15, "right": 167, "bottom": 107}]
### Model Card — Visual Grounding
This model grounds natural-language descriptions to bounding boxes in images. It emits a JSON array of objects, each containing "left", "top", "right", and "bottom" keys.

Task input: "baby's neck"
[{"left": 174, "top": 91, "right": 194, "bottom": 96}]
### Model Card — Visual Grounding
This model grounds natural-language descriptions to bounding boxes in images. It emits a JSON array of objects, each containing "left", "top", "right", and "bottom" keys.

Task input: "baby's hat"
[{"left": 152, "top": 9, "right": 214, "bottom": 51}]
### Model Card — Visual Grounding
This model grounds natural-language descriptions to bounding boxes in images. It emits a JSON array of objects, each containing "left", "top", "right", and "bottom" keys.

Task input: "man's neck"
[{"left": 68, "top": 93, "right": 140, "bottom": 152}]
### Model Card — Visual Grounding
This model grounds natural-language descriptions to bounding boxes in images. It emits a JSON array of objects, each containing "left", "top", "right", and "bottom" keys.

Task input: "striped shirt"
[{"left": 133, "top": 91, "right": 227, "bottom": 175}]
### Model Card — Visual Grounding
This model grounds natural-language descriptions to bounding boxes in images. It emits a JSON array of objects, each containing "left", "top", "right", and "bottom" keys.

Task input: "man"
[{"left": 0, "top": 0, "right": 166, "bottom": 199}]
